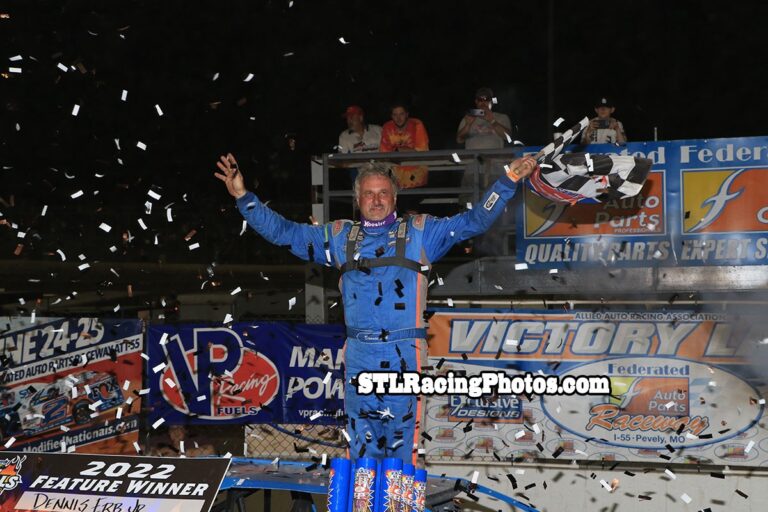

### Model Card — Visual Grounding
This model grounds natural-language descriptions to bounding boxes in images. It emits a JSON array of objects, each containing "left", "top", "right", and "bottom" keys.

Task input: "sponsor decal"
[{"left": 0, "top": 455, "right": 25, "bottom": 495}]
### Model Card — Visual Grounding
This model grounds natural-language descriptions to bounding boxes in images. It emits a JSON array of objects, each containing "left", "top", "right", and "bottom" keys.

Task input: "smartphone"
[
  {"left": 596, "top": 119, "right": 611, "bottom": 129},
  {"left": 468, "top": 108, "right": 485, "bottom": 117}
]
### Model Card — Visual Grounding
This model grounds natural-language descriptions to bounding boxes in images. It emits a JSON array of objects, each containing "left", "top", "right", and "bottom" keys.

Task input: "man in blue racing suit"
[{"left": 214, "top": 153, "right": 536, "bottom": 463}]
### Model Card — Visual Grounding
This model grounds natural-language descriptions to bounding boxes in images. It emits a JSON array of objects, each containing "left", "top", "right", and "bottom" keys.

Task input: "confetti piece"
[
  {"left": 159, "top": 333, "right": 169, "bottom": 345},
  {"left": 553, "top": 117, "right": 564, "bottom": 127},
  {"left": 515, "top": 430, "right": 526, "bottom": 439},
  {"left": 60, "top": 425, "right": 69, "bottom": 432},
  {"left": 155, "top": 104, "right": 164, "bottom": 116},
  {"left": 451, "top": 153, "right": 461, "bottom": 163},
  {"left": 515, "top": 263, "right": 528, "bottom": 270},
  {"left": 471, "top": 471, "right": 479, "bottom": 484},
  {"left": 212, "top": 72, "right": 219, "bottom": 81},
  {"left": 760, "top": 398, "right": 766, "bottom": 405},
  {"left": 600, "top": 479, "right": 612, "bottom": 491},
  {"left": 99, "top": 222, "right": 112, "bottom": 233},
  {"left": 121, "top": 90, "right": 128, "bottom": 101},
  {"left": 446, "top": 298, "right": 454, "bottom": 307},
  {"left": 223, "top": 313, "right": 233, "bottom": 324},
  {"left": 664, "top": 401, "right": 676, "bottom": 409},
  {"left": 56, "top": 249, "right": 66, "bottom": 261},
  {"left": 133, "top": 442, "right": 141, "bottom": 453},
  {"left": 188, "top": 242, "right": 200, "bottom": 250},
  {"left": 4, "top": 437, "right": 15, "bottom": 448},
  {"left": 70, "top": 190, "right": 84, "bottom": 199},
  {"left": 745, "top": 440, "right": 755, "bottom": 453},
  {"left": 78, "top": 263, "right": 90, "bottom": 271},
  {"left": 113, "top": 304, "right": 120, "bottom": 312},
  {"left": 152, "top": 418, "right": 165, "bottom": 429},
  {"left": 309, "top": 411, "right": 323, "bottom": 421},
  {"left": 549, "top": 269, "right": 558, "bottom": 274},
  {"left": 8, "top": 67, "right": 21, "bottom": 73},
  {"left": 71, "top": 104, "right": 80, "bottom": 116},
  {"left": 136, "top": 141, "right": 147, "bottom": 150},
  {"left": 288, "top": 297, "right": 297, "bottom": 310},
  {"left": 41, "top": 205, "right": 48, "bottom": 216},
  {"left": 137, "top": 218, "right": 148, "bottom": 230},
  {"left": 152, "top": 362, "right": 166, "bottom": 374},
  {"left": 57, "top": 62, "right": 68, "bottom": 72},
  {"left": 147, "top": 189, "right": 161, "bottom": 200},
  {"left": 240, "top": 220, "right": 247, "bottom": 236},
  {"left": 164, "top": 378, "right": 176, "bottom": 389},
  {"left": 243, "top": 73, "right": 254, "bottom": 82},
  {"left": 665, "top": 468, "right": 676, "bottom": 479},
  {"left": 341, "top": 429, "right": 351, "bottom": 442},
  {"left": 197, "top": 395, "right": 206, "bottom": 402},
  {"left": 123, "top": 380, "right": 130, "bottom": 391},
  {"left": 230, "top": 287, "right": 242, "bottom": 295},
  {"left": 680, "top": 493, "right": 691, "bottom": 504},
  {"left": 533, "top": 423, "right": 540, "bottom": 434},
  {"left": 338, "top": 37, "right": 350, "bottom": 44}
]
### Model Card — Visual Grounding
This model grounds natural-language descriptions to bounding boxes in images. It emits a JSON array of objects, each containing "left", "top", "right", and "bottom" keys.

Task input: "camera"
[{"left": 596, "top": 119, "right": 611, "bottom": 129}]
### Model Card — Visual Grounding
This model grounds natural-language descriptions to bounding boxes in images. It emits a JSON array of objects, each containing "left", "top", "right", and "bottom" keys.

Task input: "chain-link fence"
[{"left": 245, "top": 423, "right": 347, "bottom": 460}]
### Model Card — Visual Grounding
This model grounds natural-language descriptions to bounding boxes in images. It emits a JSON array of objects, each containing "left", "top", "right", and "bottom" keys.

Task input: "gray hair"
[{"left": 353, "top": 161, "right": 399, "bottom": 201}]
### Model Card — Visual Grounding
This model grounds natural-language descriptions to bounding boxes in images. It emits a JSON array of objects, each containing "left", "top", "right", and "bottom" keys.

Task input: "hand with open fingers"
[
  {"left": 505, "top": 156, "right": 537, "bottom": 182},
  {"left": 214, "top": 153, "right": 247, "bottom": 199}
]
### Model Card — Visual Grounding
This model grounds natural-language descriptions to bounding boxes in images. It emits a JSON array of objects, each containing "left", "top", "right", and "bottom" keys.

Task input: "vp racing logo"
[
  {"left": 0, "top": 455, "right": 25, "bottom": 495},
  {"left": 686, "top": 168, "right": 745, "bottom": 232}
]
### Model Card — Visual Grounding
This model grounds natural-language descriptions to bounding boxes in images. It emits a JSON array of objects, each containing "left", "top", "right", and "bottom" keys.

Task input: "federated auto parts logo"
[{"left": 0, "top": 455, "right": 25, "bottom": 495}]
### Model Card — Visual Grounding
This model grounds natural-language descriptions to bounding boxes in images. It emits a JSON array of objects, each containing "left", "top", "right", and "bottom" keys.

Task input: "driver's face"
[{"left": 357, "top": 175, "right": 396, "bottom": 221}]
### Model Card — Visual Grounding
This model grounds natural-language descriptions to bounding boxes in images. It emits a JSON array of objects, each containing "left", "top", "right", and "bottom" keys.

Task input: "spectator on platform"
[
  {"left": 581, "top": 97, "right": 627, "bottom": 145},
  {"left": 456, "top": 87, "right": 512, "bottom": 149},
  {"left": 338, "top": 105, "right": 382, "bottom": 153},
  {"left": 380, "top": 103, "right": 429, "bottom": 189}
]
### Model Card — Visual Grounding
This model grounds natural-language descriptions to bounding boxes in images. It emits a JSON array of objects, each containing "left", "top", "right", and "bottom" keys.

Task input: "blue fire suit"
[{"left": 237, "top": 174, "right": 520, "bottom": 462}]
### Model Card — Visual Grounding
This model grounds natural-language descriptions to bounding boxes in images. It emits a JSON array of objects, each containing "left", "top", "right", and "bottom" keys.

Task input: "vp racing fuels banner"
[
  {"left": 0, "top": 318, "right": 143, "bottom": 454},
  {"left": 517, "top": 136, "right": 768, "bottom": 267},
  {"left": 424, "top": 310, "right": 766, "bottom": 467},
  {"left": 147, "top": 323, "right": 345, "bottom": 425},
  {"left": 0, "top": 451, "right": 229, "bottom": 512}
]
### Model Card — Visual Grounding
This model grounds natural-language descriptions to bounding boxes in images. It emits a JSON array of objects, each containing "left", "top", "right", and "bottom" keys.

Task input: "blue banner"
[
  {"left": 516, "top": 136, "right": 768, "bottom": 267},
  {"left": 147, "top": 323, "right": 345, "bottom": 425}
]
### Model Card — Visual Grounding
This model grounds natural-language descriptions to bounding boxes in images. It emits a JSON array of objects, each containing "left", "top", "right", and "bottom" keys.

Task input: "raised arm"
[
  {"left": 422, "top": 156, "right": 536, "bottom": 262},
  {"left": 214, "top": 154, "right": 335, "bottom": 265}
]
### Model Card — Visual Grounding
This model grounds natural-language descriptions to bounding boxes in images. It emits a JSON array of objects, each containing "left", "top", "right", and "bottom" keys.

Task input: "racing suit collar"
[{"left": 361, "top": 211, "right": 397, "bottom": 233}]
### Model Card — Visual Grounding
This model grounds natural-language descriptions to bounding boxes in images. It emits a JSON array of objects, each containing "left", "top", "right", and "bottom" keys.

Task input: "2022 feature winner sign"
[
  {"left": 0, "top": 317, "right": 143, "bottom": 454},
  {"left": 147, "top": 323, "right": 345, "bottom": 425},
  {"left": 425, "top": 310, "right": 766, "bottom": 466},
  {"left": 517, "top": 136, "right": 768, "bottom": 267},
  {"left": 0, "top": 451, "right": 229, "bottom": 512}
]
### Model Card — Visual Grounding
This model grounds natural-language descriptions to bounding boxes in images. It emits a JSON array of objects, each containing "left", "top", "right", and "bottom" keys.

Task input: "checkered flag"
[{"left": 527, "top": 118, "right": 653, "bottom": 204}]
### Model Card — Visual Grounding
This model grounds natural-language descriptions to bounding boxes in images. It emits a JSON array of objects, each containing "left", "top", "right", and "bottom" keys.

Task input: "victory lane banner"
[
  {"left": 424, "top": 309, "right": 767, "bottom": 466},
  {"left": 0, "top": 318, "right": 143, "bottom": 454},
  {"left": 147, "top": 323, "right": 345, "bottom": 425},
  {"left": 0, "top": 451, "right": 230, "bottom": 512},
  {"left": 517, "top": 135, "right": 768, "bottom": 268}
]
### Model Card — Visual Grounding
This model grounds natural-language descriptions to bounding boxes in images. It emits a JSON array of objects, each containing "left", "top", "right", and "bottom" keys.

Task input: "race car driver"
[{"left": 214, "top": 153, "right": 536, "bottom": 462}]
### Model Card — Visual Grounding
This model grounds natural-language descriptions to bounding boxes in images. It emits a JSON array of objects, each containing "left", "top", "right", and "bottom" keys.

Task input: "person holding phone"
[
  {"left": 581, "top": 97, "right": 627, "bottom": 145},
  {"left": 456, "top": 87, "right": 512, "bottom": 149}
]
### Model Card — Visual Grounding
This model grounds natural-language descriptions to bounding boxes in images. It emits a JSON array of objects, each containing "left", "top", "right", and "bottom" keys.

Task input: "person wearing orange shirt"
[{"left": 380, "top": 103, "right": 429, "bottom": 189}]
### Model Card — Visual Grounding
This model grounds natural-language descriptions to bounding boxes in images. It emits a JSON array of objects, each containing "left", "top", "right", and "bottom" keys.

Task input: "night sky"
[{"left": 1, "top": 0, "right": 766, "bottom": 270}]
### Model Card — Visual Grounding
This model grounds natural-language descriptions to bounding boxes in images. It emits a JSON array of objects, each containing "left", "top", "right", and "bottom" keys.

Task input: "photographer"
[
  {"left": 456, "top": 87, "right": 511, "bottom": 148},
  {"left": 581, "top": 97, "right": 627, "bottom": 144}
]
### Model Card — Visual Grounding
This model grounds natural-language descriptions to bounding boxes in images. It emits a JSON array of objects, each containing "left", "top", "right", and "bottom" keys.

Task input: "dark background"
[{"left": 0, "top": 0, "right": 766, "bottom": 275}]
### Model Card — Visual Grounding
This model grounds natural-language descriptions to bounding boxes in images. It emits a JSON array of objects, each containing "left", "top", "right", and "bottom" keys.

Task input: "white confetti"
[
  {"left": 437, "top": 276, "right": 444, "bottom": 286},
  {"left": 60, "top": 425, "right": 70, "bottom": 432},
  {"left": 470, "top": 471, "right": 479, "bottom": 484},
  {"left": 144, "top": 201, "right": 152, "bottom": 214},
  {"left": 196, "top": 395, "right": 206, "bottom": 402},
  {"left": 288, "top": 297, "right": 297, "bottom": 310},
  {"left": 152, "top": 418, "right": 165, "bottom": 430},
  {"left": 212, "top": 72, "right": 219, "bottom": 81},
  {"left": 166, "top": 208, "right": 173, "bottom": 222},
  {"left": 451, "top": 153, "right": 461, "bottom": 163},
  {"left": 446, "top": 298, "right": 454, "bottom": 307},
  {"left": 223, "top": 313, "right": 233, "bottom": 324},
  {"left": 230, "top": 287, "right": 242, "bottom": 296},
  {"left": 549, "top": 268, "right": 558, "bottom": 274},
  {"left": 746, "top": 440, "right": 755, "bottom": 453},
  {"left": 113, "top": 304, "right": 120, "bottom": 312},
  {"left": 323, "top": 371, "right": 332, "bottom": 384},
  {"left": 152, "top": 362, "right": 166, "bottom": 374},
  {"left": 665, "top": 468, "right": 676, "bottom": 479},
  {"left": 341, "top": 429, "right": 351, "bottom": 442},
  {"left": 685, "top": 432, "right": 698, "bottom": 440},
  {"left": 309, "top": 411, "right": 323, "bottom": 421},
  {"left": 57, "top": 62, "right": 68, "bottom": 72},
  {"left": 164, "top": 378, "right": 176, "bottom": 389},
  {"left": 123, "top": 380, "right": 130, "bottom": 391},
  {"left": 515, "top": 263, "right": 528, "bottom": 270},
  {"left": 600, "top": 479, "right": 612, "bottom": 491},
  {"left": 78, "top": 263, "right": 90, "bottom": 271},
  {"left": 515, "top": 430, "right": 526, "bottom": 439},
  {"left": 121, "top": 89, "right": 128, "bottom": 101},
  {"left": 240, "top": 220, "right": 247, "bottom": 236},
  {"left": 243, "top": 73, "right": 254, "bottom": 82},
  {"left": 4, "top": 437, "right": 15, "bottom": 448},
  {"left": 99, "top": 222, "right": 111, "bottom": 233},
  {"left": 147, "top": 189, "right": 161, "bottom": 200},
  {"left": 56, "top": 249, "right": 66, "bottom": 261},
  {"left": 133, "top": 442, "right": 141, "bottom": 453},
  {"left": 533, "top": 423, "right": 541, "bottom": 434},
  {"left": 680, "top": 493, "right": 691, "bottom": 504},
  {"left": 70, "top": 190, "right": 84, "bottom": 199},
  {"left": 553, "top": 117, "right": 565, "bottom": 127},
  {"left": 159, "top": 333, "right": 169, "bottom": 345},
  {"left": 652, "top": 249, "right": 663, "bottom": 259},
  {"left": 188, "top": 242, "right": 199, "bottom": 250},
  {"left": 664, "top": 401, "right": 676, "bottom": 409},
  {"left": 8, "top": 67, "right": 22, "bottom": 74},
  {"left": 136, "top": 141, "right": 147, "bottom": 151},
  {"left": 71, "top": 104, "right": 80, "bottom": 116},
  {"left": 41, "top": 204, "right": 48, "bottom": 216},
  {"left": 759, "top": 398, "right": 766, "bottom": 405},
  {"left": 140, "top": 353, "right": 149, "bottom": 361},
  {"left": 155, "top": 104, "right": 163, "bottom": 116},
  {"left": 137, "top": 218, "right": 147, "bottom": 230},
  {"left": 116, "top": 407, "right": 123, "bottom": 419},
  {"left": 338, "top": 37, "right": 350, "bottom": 44}
]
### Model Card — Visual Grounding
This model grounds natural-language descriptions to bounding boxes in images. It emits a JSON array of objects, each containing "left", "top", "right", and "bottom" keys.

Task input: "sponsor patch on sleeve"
[{"left": 483, "top": 192, "right": 500, "bottom": 211}]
